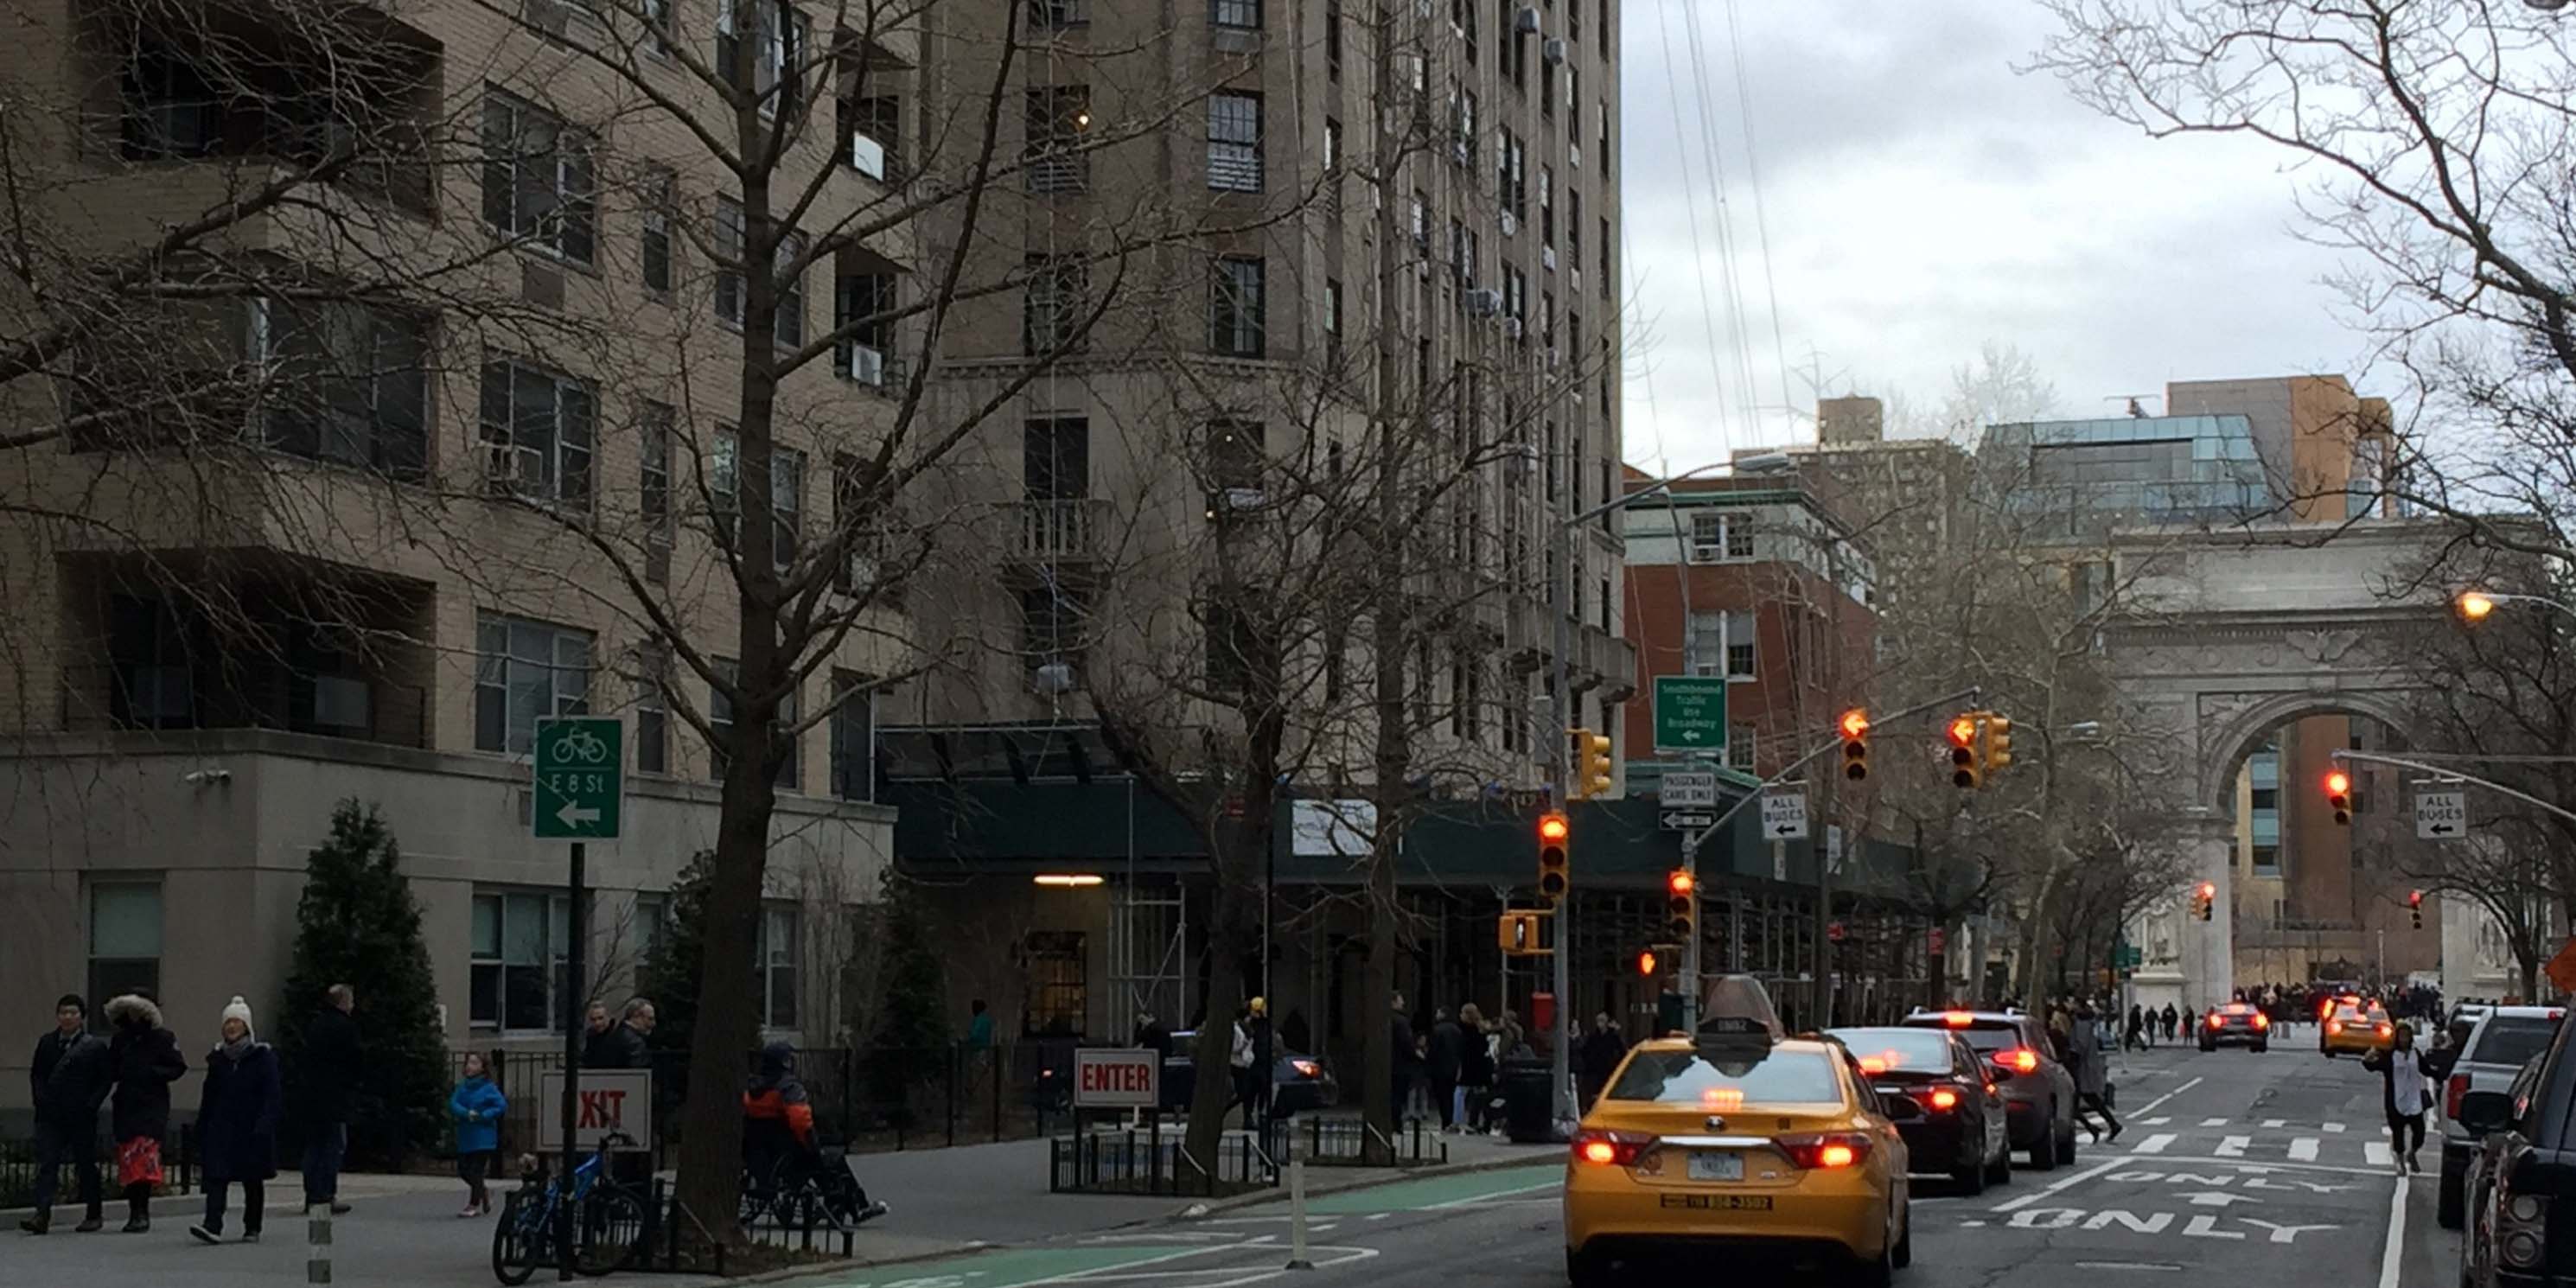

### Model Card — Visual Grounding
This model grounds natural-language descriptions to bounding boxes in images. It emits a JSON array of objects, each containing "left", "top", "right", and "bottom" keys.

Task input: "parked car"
[
  {"left": 1897, "top": 1010, "right": 2079, "bottom": 1171},
  {"left": 2441, "top": 1005, "right": 2566, "bottom": 1230},
  {"left": 1160, "top": 1030, "right": 1337, "bottom": 1118},
  {"left": 2456, "top": 1015, "right": 2576, "bottom": 1287}
]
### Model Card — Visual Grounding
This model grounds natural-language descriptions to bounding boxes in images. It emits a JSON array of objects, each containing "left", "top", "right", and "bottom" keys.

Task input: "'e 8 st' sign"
[{"left": 533, "top": 717, "right": 624, "bottom": 840}]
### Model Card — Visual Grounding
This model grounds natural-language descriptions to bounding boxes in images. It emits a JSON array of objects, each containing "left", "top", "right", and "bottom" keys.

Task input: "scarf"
[{"left": 219, "top": 1033, "right": 257, "bottom": 1065}]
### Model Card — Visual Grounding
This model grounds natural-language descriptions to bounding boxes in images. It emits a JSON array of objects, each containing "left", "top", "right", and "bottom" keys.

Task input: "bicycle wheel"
[
  {"left": 571, "top": 1188, "right": 648, "bottom": 1277},
  {"left": 489, "top": 1193, "right": 544, "bottom": 1287}
]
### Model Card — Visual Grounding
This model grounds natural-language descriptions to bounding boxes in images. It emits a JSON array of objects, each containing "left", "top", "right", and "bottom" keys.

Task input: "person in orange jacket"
[{"left": 742, "top": 1041, "right": 816, "bottom": 1207}]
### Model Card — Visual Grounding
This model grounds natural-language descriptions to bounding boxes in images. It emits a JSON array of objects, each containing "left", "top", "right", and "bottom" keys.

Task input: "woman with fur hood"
[{"left": 104, "top": 993, "right": 186, "bottom": 1233}]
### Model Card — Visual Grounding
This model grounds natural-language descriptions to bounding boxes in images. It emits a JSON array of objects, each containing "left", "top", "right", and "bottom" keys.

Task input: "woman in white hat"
[{"left": 189, "top": 997, "right": 281, "bottom": 1245}]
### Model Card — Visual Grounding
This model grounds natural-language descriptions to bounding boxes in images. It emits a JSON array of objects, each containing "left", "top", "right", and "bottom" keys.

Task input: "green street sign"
[
  {"left": 533, "top": 716, "right": 623, "bottom": 841},
  {"left": 1653, "top": 674, "right": 1728, "bottom": 755}
]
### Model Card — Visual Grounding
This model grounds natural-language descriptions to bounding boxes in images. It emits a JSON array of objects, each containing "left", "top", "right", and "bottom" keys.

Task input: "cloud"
[{"left": 1617, "top": 0, "right": 2371, "bottom": 469}]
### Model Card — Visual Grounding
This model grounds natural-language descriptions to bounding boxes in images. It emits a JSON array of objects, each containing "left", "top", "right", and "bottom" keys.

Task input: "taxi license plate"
[
  {"left": 1686, "top": 1151, "right": 1744, "bottom": 1182},
  {"left": 1661, "top": 1193, "right": 1773, "bottom": 1210}
]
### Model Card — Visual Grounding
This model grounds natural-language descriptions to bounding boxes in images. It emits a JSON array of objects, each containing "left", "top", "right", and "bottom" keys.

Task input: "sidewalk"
[{"left": 2, "top": 1128, "right": 1561, "bottom": 1285}]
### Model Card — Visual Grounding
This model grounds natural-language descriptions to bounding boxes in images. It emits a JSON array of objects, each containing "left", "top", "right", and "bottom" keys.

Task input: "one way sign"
[{"left": 2416, "top": 789, "right": 2466, "bottom": 841}]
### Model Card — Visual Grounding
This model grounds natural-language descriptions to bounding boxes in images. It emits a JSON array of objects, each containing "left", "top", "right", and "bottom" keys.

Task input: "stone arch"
[{"left": 2193, "top": 687, "right": 2421, "bottom": 813}]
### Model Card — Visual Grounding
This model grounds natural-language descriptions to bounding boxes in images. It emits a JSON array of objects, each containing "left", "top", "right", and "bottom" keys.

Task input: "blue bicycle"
[{"left": 490, "top": 1133, "right": 649, "bottom": 1284}]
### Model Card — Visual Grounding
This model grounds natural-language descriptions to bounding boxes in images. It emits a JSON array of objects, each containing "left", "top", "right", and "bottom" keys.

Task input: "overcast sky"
[{"left": 1616, "top": 1, "right": 2377, "bottom": 471}]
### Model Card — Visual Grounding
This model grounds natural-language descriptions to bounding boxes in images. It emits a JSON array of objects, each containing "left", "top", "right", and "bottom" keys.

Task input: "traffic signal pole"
[{"left": 2327, "top": 749, "right": 2576, "bottom": 826}]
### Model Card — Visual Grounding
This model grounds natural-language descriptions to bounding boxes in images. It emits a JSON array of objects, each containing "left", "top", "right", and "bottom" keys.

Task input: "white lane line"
[
  {"left": 2262, "top": 1119, "right": 2287, "bottom": 1128},
  {"left": 1991, "top": 1157, "right": 2126, "bottom": 1214},
  {"left": 2290, "top": 1138, "right": 2320, "bottom": 1162},
  {"left": 2126, "top": 1077, "right": 2205, "bottom": 1119},
  {"left": 2365, "top": 1143, "right": 2394, "bottom": 1168},
  {"left": 2132, "top": 1133, "right": 2177, "bottom": 1155},
  {"left": 2324, "top": 1122, "right": 2349, "bottom": 1133},
  {"left": 2200, "top": 1117, "right": 2229, "bottom": 1127},
  {"left": 2216, "top": 1135, "right": 2251, "bottom": 1157},
  {"left": 2140, "top": 1117, "right": 2171, "bottom": 1126},
  {"left": 2100, "top": 1153, "right": 2392, "bottom": 1178},
  {"left": 2376, "top": 1170, "right": 2408, "bottom": 1288}
]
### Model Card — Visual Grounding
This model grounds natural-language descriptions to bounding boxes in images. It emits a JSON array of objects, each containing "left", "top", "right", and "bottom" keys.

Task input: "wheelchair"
[{"left": 738, "top": 1146, "right": 887, "bottom": 1231}]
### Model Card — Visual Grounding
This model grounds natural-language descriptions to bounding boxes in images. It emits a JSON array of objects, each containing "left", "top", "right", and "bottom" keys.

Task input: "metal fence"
[
  {"left": 1287, "top": 1116, "right": 1448, "bottom": 1169},
  {"left": 453, "top": 1042, "right": 1080, "bottom": 1169},
  {"left": 0, "top": 1125, "right": 199, "bottom": 1210},
  {"left": 1048, "top": 1125, "right": 1278, "bottom": 1198}
]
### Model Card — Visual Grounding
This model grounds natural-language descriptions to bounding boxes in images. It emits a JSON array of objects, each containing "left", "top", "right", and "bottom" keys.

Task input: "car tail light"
[
  {"left": 1778, "top": 1132, "right": 1874, "bottom": 1170},
  {"left": 2377, "top": 1023, "right": 2394, "bottom": 1040},
  {"left": 2254, "top": 1014, "right": 2270, "bottom": 1030},
  {"left": 2208, "top": 1013, "right": 2225, "bottom": 1029},
  {"left": 1291, "top": 1059, "right": 1320, "bottom": 1078},
  {"left": 1992, "top": 1049, "right": 2040, "bottom": 1074},
  {"left": 2446, "top": 1074, "right": 2469, "bottom": 1121},
  {"left": 2500, "top": 1187, "right": 2550, "bottom": 1268},
  {"left": 2327, "top": 1020, "right": 2343, "bottom": 1036},
  {"left": 1928, "top": 1088, "right": 1960, "bottom": 1111},
  {"left": 1573, "top": 1130, "right": 1655, "bottom": 1168}
]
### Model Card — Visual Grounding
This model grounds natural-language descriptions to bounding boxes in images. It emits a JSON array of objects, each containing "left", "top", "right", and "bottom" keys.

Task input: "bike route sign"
[{"left": 533, "top": 716, "right": 624, "bottom": 841}]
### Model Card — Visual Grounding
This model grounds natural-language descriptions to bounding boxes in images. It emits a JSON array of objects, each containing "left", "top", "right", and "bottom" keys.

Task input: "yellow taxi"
[
  {"left": 2321, "top": 999, "right": 2394, "bottom": 1057},
  {"left": 1565, "top": 977, "right": 1910, "bottom": 1286}
]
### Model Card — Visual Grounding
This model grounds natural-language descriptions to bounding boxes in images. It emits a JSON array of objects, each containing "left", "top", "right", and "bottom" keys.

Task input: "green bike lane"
[{"left": 790, "top": 1164, "right": 1565, "bottom": 1288}]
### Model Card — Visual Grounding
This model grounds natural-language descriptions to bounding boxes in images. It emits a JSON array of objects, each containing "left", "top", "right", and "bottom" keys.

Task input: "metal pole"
[
  {"left": 1548, "top": 521, "right": 1573, "bottom": 1131},
  {"left": 557, "top": 841, "right": 586, "bottom": 1282},
  {"left": 2330, "top": 749, "right": 2576, "bottom": 826},
  {"left": 1285, "top": 1159, "right": 1313, "bottom": 1270}
]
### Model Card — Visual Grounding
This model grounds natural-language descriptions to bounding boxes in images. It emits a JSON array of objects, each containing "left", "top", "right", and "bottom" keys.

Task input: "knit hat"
[{"left": 220, "top": 995, "right": 256, "bottom": 1038}]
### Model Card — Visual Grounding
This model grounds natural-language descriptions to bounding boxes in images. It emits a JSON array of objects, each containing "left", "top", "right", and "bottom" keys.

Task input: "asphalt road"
[{"left": 783, "top": 1037, "right": 2460, "bottom": 1288}]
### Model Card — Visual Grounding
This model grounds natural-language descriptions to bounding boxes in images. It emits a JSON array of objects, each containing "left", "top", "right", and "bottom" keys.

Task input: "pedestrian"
[
  {"left": 299, "top": 983, "right": 360, "bottom": 1216},
  {"left": 105, "top": 992, "right": 186, "bottom": 1233},
  {"left": 585, "top": 998, "right": 653, "bottom": 1070},
  {"left": 2068, "top": 1006, "right": 2122, "bottom": 1143},
  {"left": 2364, "top": 1023, "right": 2433, "bottom": 1173},
  {"left": 1132, "top": 1011, "right": 1172, "bottom": 1059},
  {"left": 1227, "top": 1007, "right": 1256, "bottom": 1128},
  {"left": 966, "top": 999, "right": 994, "bottom": 1052},
  {"left": 1387, "top": 993, "right": 1419, "bottom": 1125},
  {"left": 1457, "top": 1004, "right": 1494, "bottom": 1132},
  {"left": 189, "top": 997, "right": 281, "bottom": 1246},
  {"left": 1246, "top": 998, "right": 1274, "bottom": 1128},
  {"left": 1577, "top": 1012, "right": 1628, "bottom": 1112},
  {"left": 579, "top": 1003, "right": 618, "bottom": 1068},
  {"left": 2126, "top": 1004, "right": 2146, "bottom": 1052},
  {"left": 1426, "top": 1008, "right": 1464, "bottom": 1132},
  {"left": 449, "top": 1051, "right": 506, "bottom": 1218},
  {"left": 22, "top": 993, "right": 112, "bottom": 1234},
  {"left": 2161, "top": 1003, "right": 2178, "bottom": 1043}
]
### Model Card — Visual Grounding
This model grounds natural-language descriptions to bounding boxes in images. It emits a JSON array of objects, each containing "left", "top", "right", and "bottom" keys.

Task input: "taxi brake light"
[
  {"left": 1777, "top": 1132, "right": 1874, "bottom": 1170},
  {"left": 2378, "top": 1023, "right": 2394, "bottom": 1039},
  {"left": 1929, "top": 1088, "right": 1960, "bottom": 1111},
  {"left": 1572, "top": 1130, "right": 1655, "bottom": 1168},
  {"left": 2327, "top": 1020, "right": 2343, "bottom": 1036}
]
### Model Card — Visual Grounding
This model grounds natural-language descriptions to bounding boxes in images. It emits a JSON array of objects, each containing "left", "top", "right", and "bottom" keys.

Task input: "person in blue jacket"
[{"left": 450, "top": 1051, "right": 507, "bottom": 1217}]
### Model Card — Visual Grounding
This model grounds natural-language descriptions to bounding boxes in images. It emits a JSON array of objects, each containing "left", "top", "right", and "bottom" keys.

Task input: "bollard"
[
  {"left": 1284, "top": 1159, "right": 1313, "bottom": 1271},
  {"left": 306, "top": 1205, "right": 333, "bottom": 1285}
]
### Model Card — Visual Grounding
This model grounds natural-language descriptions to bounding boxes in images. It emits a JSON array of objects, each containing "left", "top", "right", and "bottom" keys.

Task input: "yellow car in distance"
[
  {"left": 1565, "top": 977, "right": 1911, "bottom": 1286},
  {"left": 2321, "top": 1002, "right": 2394, "bottom": 1056}
]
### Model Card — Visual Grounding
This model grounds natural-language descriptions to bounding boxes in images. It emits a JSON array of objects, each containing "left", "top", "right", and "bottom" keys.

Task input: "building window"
[
  {"left": 1684, "top": 610, "right": 1722, "bottom": 678},
  {"left": 1722, "top": 611, "right": 1757, "bottom": 680},
  {"left": 713, "top": 198, "right": 806, "bottom": 342},
  {"left": 469, "top": 889, "right": 568, "bottom": 1033},
  {"left": 1323, "top": 116, "right": 1341, "bottom": 173},
  {"left": 843, "top": 94, "right": 900, "bottom": 180},
  {"left": 1024, "top": 416, "right": 1090, "bottom": 500},
  {"left": 478, "top": 357, "right": 595, "bottom": 505},
  {"left": 473, "top": 614, "right": 592, "bottom": 755},
  {"left": 709, "top": 658, "right": 799, "bottom": 789},
  {"left": 1499, "top": 129, "right": 1524, "bottom": 215},
  {"left": 773, "top": 445, "right": 806, "bottom": 571},
  {"left": 1687, "top": 512, "right": 1725, "bottom": 563},
  {"left": 256, "top": 298, "right": 430, "bottom": 477},
  {"left": 1323, "top": 278, "right": 1343, "bottom": 367},
  {"left": 640, "top": 166, "right": 673, "bottom": 293},
  {"left": 639, "top": 402, "right": 673, "bottom": 574},
  {"left": 1208, "top": 92, "right": 1262, "bottom": 191},
  {"left": 1021, "top": 582, "right": 1091, "bottom": 676},
  {"left": 480, "top": 92, "right": 595, "bottom": 264},
  {"left": 1539, "top": 166, "right": 1554, "bottom": 243},
  {"left": 1023, "top": 253, "right": 1088, "bottom": 355},
  {"left": 1023, "top": 930, "right": 1087, "bottom": 1036},
  {"left": 1024, "top": 85, "right": 1093, "bottom": 193},
  {"left": 834, "top": 452, "right": 890, "bottom": 594},
  {"left": 716, "top": 0, "right": 807, "bottom": 115},
  {"left": 1726, "top": 724, "right": 1757, "bottom": 772},
  {"left": 87, "top": 882, "right": 162, "bottom": 1018},
  {"left": 836, "top": 271, "right": 897, "bottom": 382},
  {"left": 1211, "top": 0, "right": 1259, "bottom": 27},
  {"left": 775, "top": 229, "right": 808, "bottom": 347},
  {"left": 1326, "top": 0, "right": 1342, "bottom": 77},
  {"left": 634, "top": 646, "right": 668, "bottom": 775},
  {"left": 1211, "top": 256, "right": 1266, "bottom": 357},
  {"left": 1207, "top": 419, "right": 1265, "bottom": 493},
  {"left": 829, "top": 671, "right": 874, "bottom": 802},
  {"left": 760, "top": 905, "right": 800, "bottom": 1030}
]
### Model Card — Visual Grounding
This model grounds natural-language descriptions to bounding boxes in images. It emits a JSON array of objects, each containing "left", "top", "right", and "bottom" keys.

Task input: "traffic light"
[
  {"left": 2410, "top": 889, "right": 2425, "bottom": 931},
  {"left": 2325, "top": 770, "right": 2353, "bottom": 826},
  {"left": 1840, "top": 709, "right": 1871, "bottom": 781},
  {"left": 1665, "top": 869, "right": 1698, "bottom": 942},
  {"left": 1570, "top": 729, "right": 1615, "bottom": 800},
  {"left": 1948, "top": 714, "right": 1982, "bottom": 789},
  {"left": 1980, "top": 715, "right": 2013, "bottom": 779},
  {"left": 1536, "top": 811, "right": 1570, "bottom": 905},
  {"left": 1635, "top": 948, "right": 1660, "bottom": 978},
  {"left": 1498, "top": 909, "right": 1547, "bottom": 955},
  {"left": 2196, "top": 881, "right": 2216, "bottom": 921}
]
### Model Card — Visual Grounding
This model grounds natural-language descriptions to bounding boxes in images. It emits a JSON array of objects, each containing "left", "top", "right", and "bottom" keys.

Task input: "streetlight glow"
[{"left": 2458, "top": 590, "right": 2497, "bottom": 622}]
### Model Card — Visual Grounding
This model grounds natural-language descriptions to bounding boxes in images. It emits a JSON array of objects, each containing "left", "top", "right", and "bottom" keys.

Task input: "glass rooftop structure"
[{"left": 1981, "top": 414, "right": 2271, "bottom": 538}]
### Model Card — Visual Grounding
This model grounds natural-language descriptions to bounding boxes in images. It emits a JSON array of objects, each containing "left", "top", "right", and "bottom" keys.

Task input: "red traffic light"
[
  {"left": 1948, "top": 717, "right": 1979, "bottom": 748},
  {"left": 2198, "top": 882, "right": 2216, "bottom": 899},
  {"left": 1537, "top": 812, "right": 1570, "bottom": 843},
  {"left": 1667, "top": 869, "right": 1696, "bottom": 896},
  {"left": 1840, "top": 709, "right": 1870, "bottom": 740},
  {"left": 2324, "top": 770, "right": 2352, "bottom": 796},
  {"left": 2409, "top": 889, "right": 2425, "bottom": 908},
  {"left": 1636, "top": 949, "right": 1659, "bottom": 977}
]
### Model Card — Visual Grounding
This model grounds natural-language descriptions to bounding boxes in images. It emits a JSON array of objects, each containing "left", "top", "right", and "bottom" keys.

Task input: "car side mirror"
[{"left": 2459, "top": 1090, "right": 2515, "bottom": 1135}]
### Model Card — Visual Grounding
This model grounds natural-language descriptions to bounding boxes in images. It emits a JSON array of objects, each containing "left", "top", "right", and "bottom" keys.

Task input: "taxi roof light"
[{"left": 1942, "top": 1011, "right": 1975, "bottom": 1027}]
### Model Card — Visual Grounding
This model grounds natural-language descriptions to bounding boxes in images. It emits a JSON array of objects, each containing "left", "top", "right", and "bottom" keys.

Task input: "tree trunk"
[{"left": 673, "top": 723, "right": 779, "bottom": 1240}]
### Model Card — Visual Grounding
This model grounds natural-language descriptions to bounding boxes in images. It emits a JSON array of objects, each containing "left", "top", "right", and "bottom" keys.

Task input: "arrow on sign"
[
  {"left": 1661, "top": 812, "right": 1716, "bottom": 831},
  {"left": 557, "top": 801, "right": 602, "bottom": 829},
  {"left": 1680, "top": 730, "right": 1706, "bottom": 742},
  {"left": 2428, "top": 824, "right": 2458, "bottom": 835},
  {"left": 1773, "top": 823, "right": 1799, "bottom": 837}
]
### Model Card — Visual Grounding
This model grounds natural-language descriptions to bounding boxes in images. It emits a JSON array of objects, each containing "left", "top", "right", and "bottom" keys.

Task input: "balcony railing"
[{"left": 1002, "top": 497, "right": 1107, "bottom": 561}]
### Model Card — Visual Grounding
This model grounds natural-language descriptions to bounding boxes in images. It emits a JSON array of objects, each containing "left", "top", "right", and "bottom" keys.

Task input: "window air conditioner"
[
  {"left": 1544, "top": 38, "right": 1566, "bottom": 63},
  {"left": 1503, "top": 316, "right": 1525, "bottom": 340},
  {"left": 1500, "top": 210, "right": 1517, "bottom": 236},
  {"left": 1466, "top": 287, "right": 1503, "bottom": 316}
]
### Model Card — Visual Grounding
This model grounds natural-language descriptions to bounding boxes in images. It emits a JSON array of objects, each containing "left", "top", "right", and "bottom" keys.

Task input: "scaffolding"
[{"left": 1107, "top": 875, "right": 1189, "bottom": 1043}]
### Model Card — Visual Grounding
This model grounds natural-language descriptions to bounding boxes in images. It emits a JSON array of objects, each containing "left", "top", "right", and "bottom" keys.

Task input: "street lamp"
[{"left": 2455, "top": 589, "right": 2576, "bottom": 623}]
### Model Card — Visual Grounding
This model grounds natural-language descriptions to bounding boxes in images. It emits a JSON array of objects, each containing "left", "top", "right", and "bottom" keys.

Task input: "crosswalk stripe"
[
  {"left": 2324, "top": 1122, "right": 2348, "bottom": 1133},
  {"left": 2216, "top": 1135, "right": 2251, "bottom": 1157},
  {"left": 2262, "top": 1119, "right": 2286, "bottom": 1128},
  {"left": 2132, "top": 1133, "right": 2177, "bottom": 1155},
  {"left": 2290, "top": 1138, "right": 2320, "bottom": 1161},
  {"left": 2366, "top": 1143, "right": 2394, "bottom": 1168},
  {"left": 2141, "top": 1117, "right": 2171, "bottom": 1126},
  {"left": 2200, "top": 1117, "right": 2229, "bottom": 1127}
]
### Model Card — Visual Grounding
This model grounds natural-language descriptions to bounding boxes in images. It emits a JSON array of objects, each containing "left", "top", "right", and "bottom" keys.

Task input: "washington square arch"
[{"left": 2101, "top": 517, "right": 2480, "bottom": 1013}]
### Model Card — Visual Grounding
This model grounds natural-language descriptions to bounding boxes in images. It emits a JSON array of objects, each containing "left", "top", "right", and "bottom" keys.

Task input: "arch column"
[{"left": 2175, "top": 808, "right": 2235, "bottom": 1011}]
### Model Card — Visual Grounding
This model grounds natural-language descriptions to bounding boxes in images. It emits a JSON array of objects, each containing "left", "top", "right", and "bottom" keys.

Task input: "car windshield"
[
  {"left": 2471, "top": 1017, "right": 2562, "bottom": 1068},
  {"left": 1829, "top": 1029, "right": 1958, "bottom": 1074},
  {"left": 1607, "top": 1049, "right": 1843, "bottom": 1106}
]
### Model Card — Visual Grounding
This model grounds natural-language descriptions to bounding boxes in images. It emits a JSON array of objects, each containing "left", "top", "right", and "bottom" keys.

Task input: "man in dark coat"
[
  {"left": 1388, "top": 994, "right": 1419, "bottom": 1126},
  {"left": 1426, "top": 1009, "right": 1465, "bottom": 1131},
  {"left": 1576, "top": 1012, "right": 1629, "bottom": 1113},
  {"left": 105, "top": 992, "right": 186, "bottom": 1233},
  {"left": 299, "top": 984, "right": 361, "bottom": 1215},
  {"left": 23, "top": 993, "right": 112, "bottom": 1234},
  {"left": 583, "top": 999, "right": 656, "bottom": 1191}
]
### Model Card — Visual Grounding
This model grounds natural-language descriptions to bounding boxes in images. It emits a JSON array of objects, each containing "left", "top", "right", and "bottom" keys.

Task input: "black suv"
[
  {"left": 2458, "top": 1011, "right": 2576, "bottom": 1285},
  {"left": 1897, "top": 1010, "right": 2079, "bottom": 1170}
]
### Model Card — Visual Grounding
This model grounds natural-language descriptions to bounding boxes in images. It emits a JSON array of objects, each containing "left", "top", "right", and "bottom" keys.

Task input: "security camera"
[{"left": 182, "top": 768, "right": 233, "bottom": 786}]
